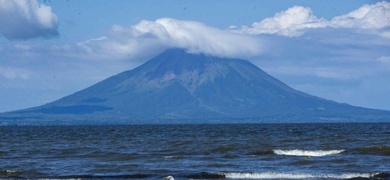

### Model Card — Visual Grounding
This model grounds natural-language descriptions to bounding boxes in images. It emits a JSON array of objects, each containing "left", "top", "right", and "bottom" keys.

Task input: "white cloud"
[
  {"left": 330, "top": 1, "right": 390, "bottom": 39},
  {"left": 0, "top": 66, "right": 30, "bottom": 80},
  {"left": 331, "top": 1, "right": 390, "bottom": 29},
  {"left": 234, "top": 1, "right": 390, "bottom": 38},
  {"left": 234, "top": 6, "right": 327, "bottom": 36},
  {"left": 77, "top": 18, "right": 264, "bottom": 60},
  {"left": 0, "top": 0, "right": 59, "bottom": 40},
  {"left": 378, "top": 56, "right": 390, "bottom": 63}
]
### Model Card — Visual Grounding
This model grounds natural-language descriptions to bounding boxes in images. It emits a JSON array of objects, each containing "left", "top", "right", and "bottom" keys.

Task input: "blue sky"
[{"left": 0, "top": 0, "right": 389, "bottom": 112}]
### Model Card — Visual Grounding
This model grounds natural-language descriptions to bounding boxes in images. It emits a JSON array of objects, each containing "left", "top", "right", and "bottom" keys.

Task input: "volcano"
[{"left": 2, "top": 49, "right": 390, "bottom": 125}]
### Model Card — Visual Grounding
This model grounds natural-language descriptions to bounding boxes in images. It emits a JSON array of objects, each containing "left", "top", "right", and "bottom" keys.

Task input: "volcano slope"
[{"left": 2, "top": 49, "right": 390, "bottom": 125}]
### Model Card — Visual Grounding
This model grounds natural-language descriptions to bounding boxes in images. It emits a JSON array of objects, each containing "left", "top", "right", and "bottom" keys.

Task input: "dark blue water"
[{"left": 1, "top": 123, "right": 389, "bottom": 179}]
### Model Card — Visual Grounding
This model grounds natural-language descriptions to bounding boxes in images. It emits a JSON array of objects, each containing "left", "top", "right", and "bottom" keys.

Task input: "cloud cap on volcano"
[{"left": 77, "top": 18, "right": 264, "bottom": 60}]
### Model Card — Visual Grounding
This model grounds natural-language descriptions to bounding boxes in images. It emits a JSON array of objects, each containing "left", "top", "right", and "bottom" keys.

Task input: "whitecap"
[
  {"left": 163, "top": 155, "right": 183, "bottom": 159},
  {"left": 223, "top": 172, "right": 372, "bottom": 179},
  {"left": 273, "top": 149, "right": 344, "bottom": 157},
  {"left": 0, "top": 169, "right": 23, "bottom": 175}
]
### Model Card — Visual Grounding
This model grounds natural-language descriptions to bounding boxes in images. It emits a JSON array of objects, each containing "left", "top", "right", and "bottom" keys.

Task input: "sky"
[{"left": 0, "top": 0, "right": 390, "bottom": 112}]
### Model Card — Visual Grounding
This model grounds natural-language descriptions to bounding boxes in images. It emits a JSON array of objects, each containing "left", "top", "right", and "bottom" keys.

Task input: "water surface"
[{"left": 1, "top": 123, "right": 389, "bottom": 179}]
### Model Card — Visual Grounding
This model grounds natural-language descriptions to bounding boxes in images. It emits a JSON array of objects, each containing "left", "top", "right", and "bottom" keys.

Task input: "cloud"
[
  {"left": 378, "top": 56, "right": 390, "bottom": 69},
  {"left": 77, "top": 18, "right": 264, "bottom": 60},
  {"left": 330, "top": 1, "right": 390, "bottom": 38},
  {"left": 234, "top": 1, "right": 390, "bottom": 38},
  {"left": 0, "top": 66, "right": 30, "bottom": 80},
  {"left": 0, "top": 0, "right": 59, "bottom": 40},
  {"left": 331, "top": 1, "right": 390, "bottom": 29},
  {"left": 234, "top": 6, "right": 327, "bottom": 36}
]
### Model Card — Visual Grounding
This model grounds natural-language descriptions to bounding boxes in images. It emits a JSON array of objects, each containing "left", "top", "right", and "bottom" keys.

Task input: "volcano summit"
[{"left": 2, "top": 49, "right": 390, "bottom": 125}]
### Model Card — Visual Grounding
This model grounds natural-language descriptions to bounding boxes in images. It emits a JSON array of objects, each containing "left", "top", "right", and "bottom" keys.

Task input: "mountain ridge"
[{"left": 1, "top": 49, "right": 390, "bottom": 125}]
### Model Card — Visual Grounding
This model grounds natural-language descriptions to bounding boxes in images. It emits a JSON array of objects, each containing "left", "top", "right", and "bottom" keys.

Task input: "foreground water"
[{"left": 1, "top": 123, "right": 389, "bottom": 179}]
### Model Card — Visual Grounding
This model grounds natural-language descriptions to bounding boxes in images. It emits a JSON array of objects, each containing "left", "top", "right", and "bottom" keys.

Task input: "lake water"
[{"left": 1, "top": 123, "right": 389, "bottom": 179}]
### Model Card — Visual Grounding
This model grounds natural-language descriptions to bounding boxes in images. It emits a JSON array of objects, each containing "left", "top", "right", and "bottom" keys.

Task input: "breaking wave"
[
  {"left": 273, "top": 149, "right": 345, "bottom": 157},
  {"left": 222, "top": 172, "right": 378, "bottom": 179},
  {"left": 0, "top": 169, "right": 24, "bottom": 176}
]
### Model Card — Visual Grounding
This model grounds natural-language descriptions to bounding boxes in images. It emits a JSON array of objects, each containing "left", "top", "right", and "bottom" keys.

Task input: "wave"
[
  {"left": 248, "top": 150, "right": 274, "bottom": 156},
  {"left": 222, "top": 172, "right": 385, "bottom": 179},
  {"left": 354, "top": 146, "right": 390, "bottom": 155},
  {"left": 0, "top": 169, "right": 24, "bottom": 176},
  {"left": 1, "top": 173, "right": 153, "bottom": 179},
  {"left": 3, "top": 171, "right": 389, "bottom": 180},
  {"left": 183, "top": 172, "right": 390, "bottom": 179},
  {"left": 273, "top": 149, "right": 344, "bottom": 157},
  {"left": 56, "top": 174, "right": 152, "bottom": 179}
]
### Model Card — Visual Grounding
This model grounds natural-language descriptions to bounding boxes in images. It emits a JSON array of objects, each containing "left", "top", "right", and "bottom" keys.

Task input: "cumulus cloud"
[
  {"left": 234, "top": 1, "right": 390, "bottom": 38},
  {"left": 0, "top": 0, "right": 59, "bottom": 40},
  {"left": 331, "top": 1, "right": 390, "bottom": 29},
  {"left": 330, "top": 1, "right": 390, "bottom": 38},
  {"left": 77, "top": 18, "right": 264, "bottom": 60},
  {"left": 234, "top": 6, "right": 327, "bottom": 36}
]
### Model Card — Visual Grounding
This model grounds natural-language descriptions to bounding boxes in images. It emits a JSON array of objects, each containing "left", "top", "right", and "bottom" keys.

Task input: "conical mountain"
[{"left": 3, "top": 49, "right": 390, "bottom": 124}]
